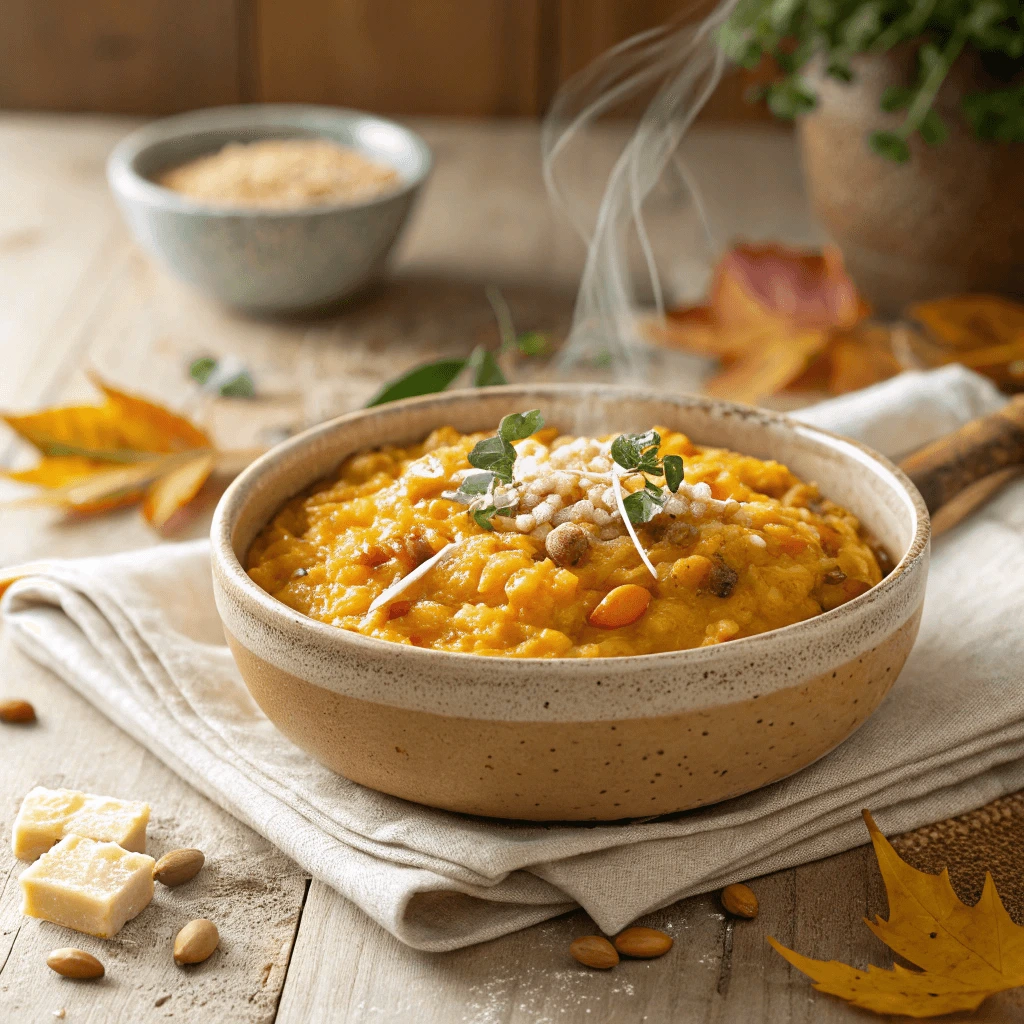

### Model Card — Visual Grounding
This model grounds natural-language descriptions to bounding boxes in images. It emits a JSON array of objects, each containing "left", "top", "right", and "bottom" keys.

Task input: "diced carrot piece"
[
  {"left": 777, "top": 535, "right": 808, "bottom": 557},
  {"left": 816, "top": 524, "right": 843, "bottom": 557},
  {"left": 588, "top": 585, "right": 652, "bottom": 629}
]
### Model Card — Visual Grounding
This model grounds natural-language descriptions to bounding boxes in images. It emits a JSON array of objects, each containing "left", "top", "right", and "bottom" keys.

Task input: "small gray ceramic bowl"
[{"left": 107, "top": 104, "right": 431, "bottom": 314}]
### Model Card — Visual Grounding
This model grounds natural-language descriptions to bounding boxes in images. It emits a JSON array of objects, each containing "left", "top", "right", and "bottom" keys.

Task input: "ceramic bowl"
[
  {"left": 107, "top": 104, "right": 431, "bottom": 314},
  {"left": 211, "top": 385, "right": 930, "bottom": 821}
]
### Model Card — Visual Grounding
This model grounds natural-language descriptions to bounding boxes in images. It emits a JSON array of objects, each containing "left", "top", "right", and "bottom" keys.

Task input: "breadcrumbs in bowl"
[
  {"left": 156, "top": 138, "right": 401, "bottom": 209},
  {"left": 247, "top": 422, "right": 883, "bottom": 658}
]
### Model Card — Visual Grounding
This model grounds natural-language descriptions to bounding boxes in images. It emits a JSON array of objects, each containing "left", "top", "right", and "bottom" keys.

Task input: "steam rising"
[{"left": 542, "top": 1, "right": 737, "bottom": 380}]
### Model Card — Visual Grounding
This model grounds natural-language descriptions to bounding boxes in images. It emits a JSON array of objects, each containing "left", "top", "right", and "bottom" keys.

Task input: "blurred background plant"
[{"left": 721, "top": 0, "right": 1024, "bottom": 161}]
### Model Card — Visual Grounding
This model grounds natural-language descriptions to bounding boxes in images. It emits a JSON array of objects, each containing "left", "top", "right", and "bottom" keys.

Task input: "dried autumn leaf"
[
  {"left": 909, "top": 295, "right": 1024, "bottom": 352},
  {"left": 143, "top": 453, "right": 217, "bottom": 529},
  {"left": 648, "top": 243, "right": 894, "bottom": 402},
  {"left": 710, "top": 243, "right": 867, "bottom": 333},
  {"left": 703, "top": 329, "right": 828, "bottom": 405},
  {"left": 770, "top": 810, "right": 1024, "bottom": 1018},
  {"left": 907, "top": 295, "right": 1024, "bottom": 391},
  {"left": 1, "top": 376, "right": 240, "bottom": 528}
]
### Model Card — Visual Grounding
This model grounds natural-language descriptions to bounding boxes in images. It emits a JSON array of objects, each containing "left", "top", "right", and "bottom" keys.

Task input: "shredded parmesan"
[
  {"left": 611, "top": 466, "right": 659, "bottom": 579},
  {"left": 366, "top": 541, "right": 461, "bottom": 614}
]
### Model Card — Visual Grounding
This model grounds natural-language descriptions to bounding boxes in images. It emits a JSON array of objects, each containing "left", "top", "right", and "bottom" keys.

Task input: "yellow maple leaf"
[
  {"left": 2, "top": 374, "right": 255, "bottom": 529},
  {"left": 769, "top": 810, "right": 1024, "bottom": 1018}
]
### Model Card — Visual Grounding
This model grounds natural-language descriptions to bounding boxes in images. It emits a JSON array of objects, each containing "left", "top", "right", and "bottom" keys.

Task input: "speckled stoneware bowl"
[
  {"left": 107, "top": 104, "right": 431, "bottom": 314},
  {"left": 211, "top": 386, "right": 930, "bottom": 821}
]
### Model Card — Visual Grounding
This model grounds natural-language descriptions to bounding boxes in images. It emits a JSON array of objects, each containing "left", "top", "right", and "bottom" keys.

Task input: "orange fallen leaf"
[
  {"left": 770, "top": 810, "right": 1024, "bottom": 1017},
  {"left": 907, "top": 295, "right": 1024, "bottom": 392},
  {"left": 649, "top": 243, "right": 895, "bottom": 402},
  {"left": 2, "top": 376, "right": 258, "bottom": 529}
]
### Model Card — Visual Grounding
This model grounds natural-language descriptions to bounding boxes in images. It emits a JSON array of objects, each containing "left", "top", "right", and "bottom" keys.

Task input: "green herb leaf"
[
  {"left": 366, "top": 358, "right": 467, "bottom": 407},
  {"left": 457, "top": 472, "right": 495, "bottom": 497},
  {"left": 189, "top": 357, "right": 217, "bottom": 385},
  {"left": 498, "top": 410, "right": 544, "bottom": 443},
  {"left": 623, "top": 488, "right": 667, "bottom": 525},
  {"left": 826, "top": 60, "right": 854, "bottom": 83},
  {"left": 218, "top": 372, "right": 255, "bottom": 398},
  {"left": 766, "top": 79, "right": 816, "bottom": 119},
  {"left": 610, "top": 431, "right": 661, "bottom": 471},
  {"left": 467, "top": 345, "right": 507, "bottom": 388},
  {"left": 918, "top": 108, "right": 948, "bottom": 146},
  {"left": 868, "top": 130, "right": 911, "bottom": 163},
  {"left": 473, "top": 506, "right": 498, "bottom": 531},
  {"left": 963, "top": 84, "right": 1024, "bottom": 143},
  {"left": 468, "top": 435, "right": 516, "bottom": 483},
  {"left": 880, "top": 86, "right": 913, "bottom": 112},
  {"left": 663, "top": 454, "right": 684, "bottom": 493},
  {"left": 516, "top": 331, "right": 549, "bottom": 356}
]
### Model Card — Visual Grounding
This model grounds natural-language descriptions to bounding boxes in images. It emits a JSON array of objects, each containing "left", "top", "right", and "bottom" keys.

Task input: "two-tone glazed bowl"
[{"left": 211, "top": 386, "right": 929, "bottom": 821}]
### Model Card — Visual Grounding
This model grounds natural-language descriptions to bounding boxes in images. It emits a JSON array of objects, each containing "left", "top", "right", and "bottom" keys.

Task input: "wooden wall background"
[{"left": 0, "top": 0, "right": 771, "bottom": 122}]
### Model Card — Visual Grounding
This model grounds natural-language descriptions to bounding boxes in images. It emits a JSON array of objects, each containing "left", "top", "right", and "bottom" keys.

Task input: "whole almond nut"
[
  {"left": 173, "top": 919, "right": 219, "bottom": 965},
  {"left": 47, "top": 948, "right": 104, "bottom": 980},
  {"left": 613, "top": 926, "right": 673, "bottom": 959},
  {"left": 721, "top": 883, "right": 759, "bottom": 919},
  {"left": 0, "top": 699, "right": 36, "bottom": 724},
  {"left": 569, "top": 935, "right": 619, "bottom": 969},
  {"left": 154, "top": 848, "right": 205, "bottom": 887}
]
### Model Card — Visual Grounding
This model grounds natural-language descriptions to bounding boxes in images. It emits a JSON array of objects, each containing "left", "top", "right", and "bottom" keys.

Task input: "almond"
[
  {"left": 721, "top": 882, "right": 759, "bottom": 919},
  {"left": 0, "top": 699, "right": 36, "bottom": 724},
  {"left": 173, "top": 919, "right": 219, "bottom": 965},
  {"left": 47, "top": 948, "right": 104, "bottom": 980},
  {"left": 569, "top": 935, "right": 619, "bottom": 969},
  {"left": 154, "top": 848, "right": 205, "bottom": 887},
  {"left": 613, "top": 926, "right": 673, "bottom": 959}
]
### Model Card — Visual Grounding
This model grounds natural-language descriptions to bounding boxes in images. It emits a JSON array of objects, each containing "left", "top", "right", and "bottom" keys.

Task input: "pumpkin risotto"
[{"left": 247, "top": 421, "right": 883, "bottom": 658}]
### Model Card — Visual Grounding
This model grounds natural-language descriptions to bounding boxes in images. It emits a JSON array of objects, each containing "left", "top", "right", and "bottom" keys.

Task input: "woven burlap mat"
[{"left": 892, "top": 792, "right": 1024, "bottom": 924}]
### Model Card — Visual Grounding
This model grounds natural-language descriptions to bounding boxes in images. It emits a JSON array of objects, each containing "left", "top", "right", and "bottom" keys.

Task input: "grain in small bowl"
[{"left": 107, "top": 104, "right": 431, "bottom": 314}]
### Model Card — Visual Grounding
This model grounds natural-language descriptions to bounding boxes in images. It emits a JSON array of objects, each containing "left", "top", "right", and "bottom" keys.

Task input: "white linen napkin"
[{"left": 3, "top": 365, "right": 1021, "bottom": 952}]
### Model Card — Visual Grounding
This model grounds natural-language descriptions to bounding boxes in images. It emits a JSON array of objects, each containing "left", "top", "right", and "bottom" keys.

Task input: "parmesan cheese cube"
[
  {"left": 12, "top": 786, "right": 150, "bottom": 861},
  {"left": 20, "top": 835, "right": 155, "bottom": 938}
]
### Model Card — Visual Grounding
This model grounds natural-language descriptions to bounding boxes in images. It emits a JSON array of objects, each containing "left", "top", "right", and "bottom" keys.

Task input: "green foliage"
[
  {"left": 188, "top": 356, "right": 255, "bottom": 398},
  {"left": 368, "top": 287, "right": 550, "bottom": 407},
  {"left": 366, "top": 359, "right": 467, "bottom": 406},
  {"left": 610, "top": 431, "right": 685, "bottom": 524},
  {"left": 719, "top": 0, "right": 1024, "bottom": 160}
]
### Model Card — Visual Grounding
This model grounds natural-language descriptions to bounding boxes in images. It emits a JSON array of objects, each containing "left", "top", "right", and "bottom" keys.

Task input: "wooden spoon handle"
[{"left": 899, "top": 394, "right": 1024, "bottom": 524}]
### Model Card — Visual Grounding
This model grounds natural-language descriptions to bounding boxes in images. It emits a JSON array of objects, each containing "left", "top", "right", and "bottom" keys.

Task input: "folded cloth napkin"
[{"left": 3, "top": 366, "right": 1022, "bottom": 952}]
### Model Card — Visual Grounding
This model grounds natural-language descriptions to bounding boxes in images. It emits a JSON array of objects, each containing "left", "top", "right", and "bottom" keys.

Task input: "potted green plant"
[{"left": 719, "top": 1, "right": 1024, "bottom": 313}]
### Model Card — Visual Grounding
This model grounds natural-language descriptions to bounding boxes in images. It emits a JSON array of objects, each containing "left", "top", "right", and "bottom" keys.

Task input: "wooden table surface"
[{"left": 1, "top": 114, "right": 1020, "bottom": 1024}]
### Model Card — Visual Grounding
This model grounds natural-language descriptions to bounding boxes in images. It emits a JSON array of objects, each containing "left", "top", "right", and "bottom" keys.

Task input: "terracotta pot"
[
  {"left": 798, "top": 47, "right": 1024, "bottom": 315},
  {"left": 211, "top": 385, "right": 929, "bottom": 821}
]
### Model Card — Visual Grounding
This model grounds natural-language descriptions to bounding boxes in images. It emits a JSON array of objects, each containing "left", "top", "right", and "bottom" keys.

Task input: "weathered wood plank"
[{"left": 0, "top": 1, "right": 241, "bottom": 115}]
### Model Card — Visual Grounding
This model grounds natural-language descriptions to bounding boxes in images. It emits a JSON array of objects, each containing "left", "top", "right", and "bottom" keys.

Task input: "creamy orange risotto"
[{"left": 247, "top": 419, "right": 882, "bottom": 658}]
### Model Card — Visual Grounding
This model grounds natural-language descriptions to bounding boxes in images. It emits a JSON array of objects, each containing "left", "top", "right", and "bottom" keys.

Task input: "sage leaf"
[{"left": 366, "top": 358, "right": 467, "bottom": 407}]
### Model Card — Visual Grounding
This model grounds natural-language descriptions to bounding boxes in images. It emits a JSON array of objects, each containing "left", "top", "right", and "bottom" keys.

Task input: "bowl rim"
[
  {"left": 105, "top": 102, "right": 433, "bottom": 218},
  {"left": 211, "top": 383, "right": 931, "bottom": 670}
]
